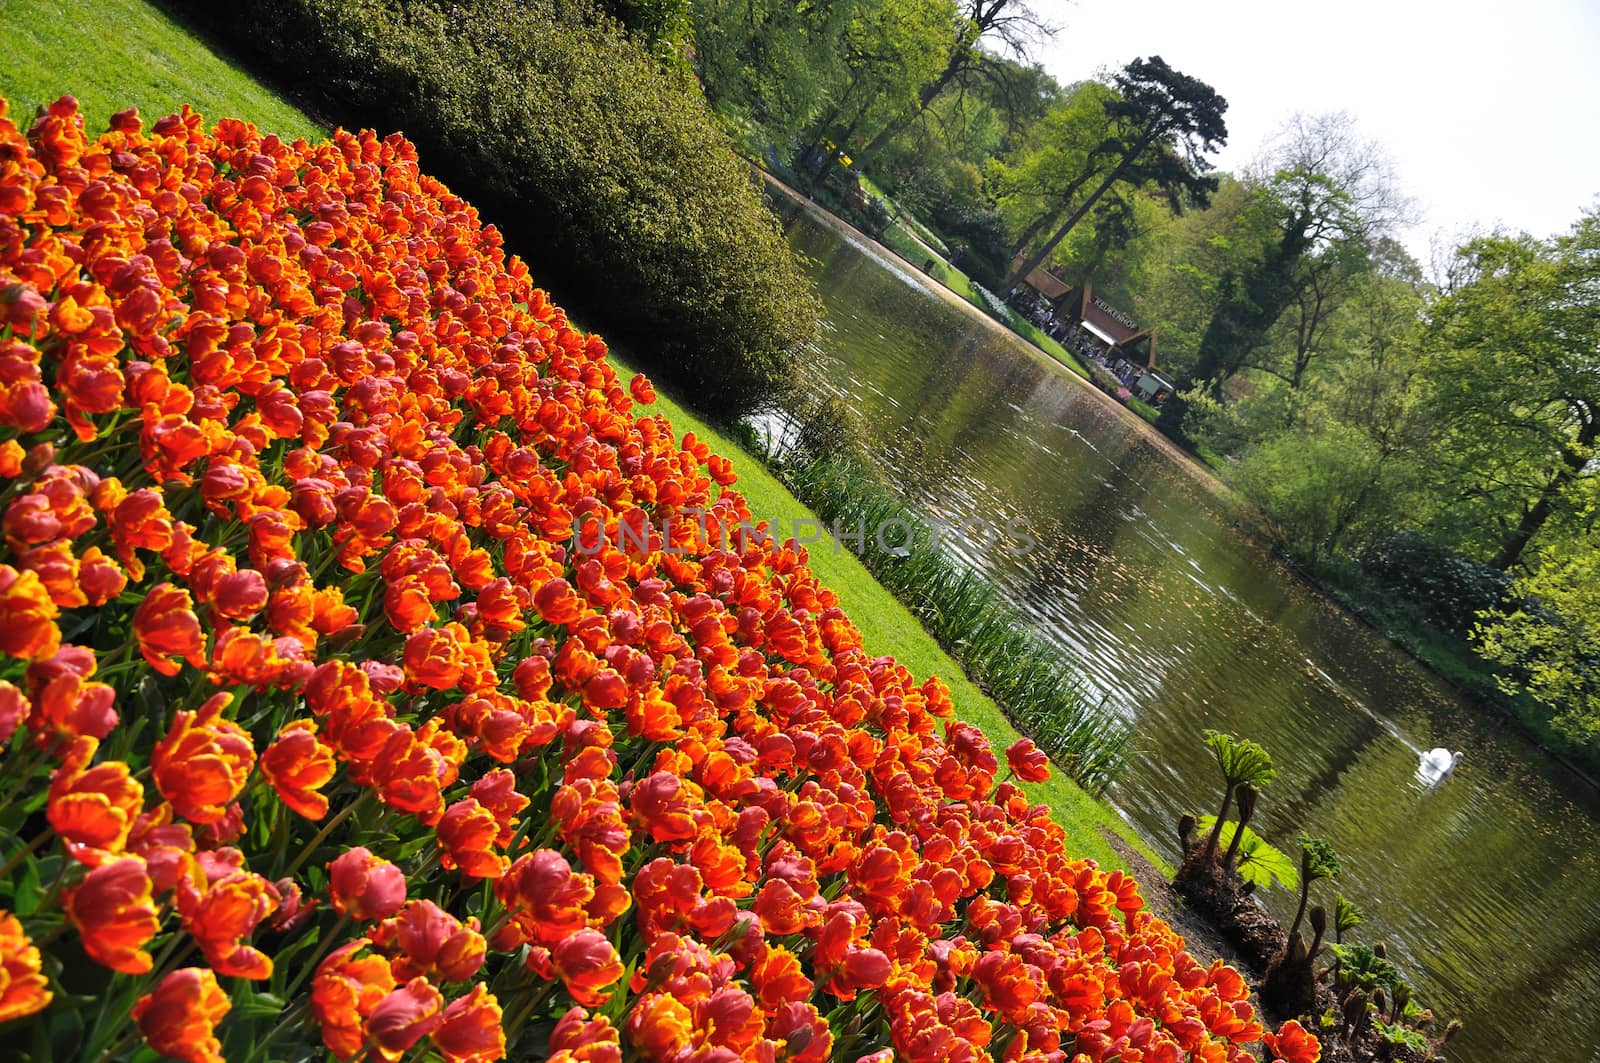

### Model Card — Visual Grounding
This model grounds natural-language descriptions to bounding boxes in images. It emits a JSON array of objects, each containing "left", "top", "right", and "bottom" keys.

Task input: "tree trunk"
[
  {"left": 1490, "top": 415, "right": 1599, "bottom": 571},
  {"left": 799, "top": 64, "right": 876, "bottom": 173},
  {"left": 852, "top": 61, "right": 967, "bottom": 171},
  {"left": 1007, "top": 210, "right": 1056, "bottom": 261},
  {"left": 1002, "top": 137, "right": 1150, "bottom": 292}
]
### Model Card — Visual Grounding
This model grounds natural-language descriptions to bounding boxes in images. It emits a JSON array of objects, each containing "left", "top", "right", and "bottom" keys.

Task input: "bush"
[
  {"left": 173, "top": 0, "right": 818, "bottom": 416},
  {"left": 1360, "top": 531, "right": 1512, "bottom": 637}
]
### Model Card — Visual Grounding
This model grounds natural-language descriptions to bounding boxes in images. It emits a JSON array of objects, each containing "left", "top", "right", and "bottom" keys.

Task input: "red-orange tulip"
[
  {"left": 0, "top": 912, "right": 51, "bottom": 1023},
  {"left": 1005, "top": 737, "right": 1051, "bottom": 783},
  {"left": 544, "top": 928, "right": 624, "bottom": 1007},
  {"left": 259, "top": 719, "right": 337, "bottom": 820},
  {"left": 0, "top": 679, "right": 26, "bottom": 744},
  {"left": 30, "top": 669, "right": 118, "bottom": 745},
  {"left": 176, "top": 868, "right": 279, "bottom": 979},
  {"left": 131, "top": 967, "right": 229, "bottom": 1063},
  {"left": 47, "top": 736, "right": 144, "bottom": 864},
  {"left": 1263, "top": 1019, "right": 1322, "bottom": 1063},
  {"left": 546, "top": 1007, "right": 621, "bottom": 1063},
  {"left": 313, "top": 939, "right": 398, "bottom": 1060},
  {"left": 152, "top": 692, "right": 255, "bottom": 824},
  {"left": 430, "top": 984, "right": 506, "bottom": 1063},
  {"left": 375, "top": 900, "right": 486, "bottom": 984},
  {"left": 494, "top": 849, "right": 594, "bottom": 949},
  {"left": 0, "top": 564, "right": 60, "bottom": 661},
  {"left": 366, "top": 976, "right": 444, "bottom": 1061},
  {"left": 64, "top": 855, "right": 161, "bottom": 974},
  {"left": 131, "top": 581, "right": 206, "bottom": 676},
  {"left": 329, "top": 846, "right": 408, "bottom": 921},
  {"left": 436, "top": 797, "right": 508, "bottom": 879}
]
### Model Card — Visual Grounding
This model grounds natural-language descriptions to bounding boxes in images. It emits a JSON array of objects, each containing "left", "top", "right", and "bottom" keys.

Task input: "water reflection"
[{"left": 772, "top": 195, "right": 1600, "bottom": 1062}]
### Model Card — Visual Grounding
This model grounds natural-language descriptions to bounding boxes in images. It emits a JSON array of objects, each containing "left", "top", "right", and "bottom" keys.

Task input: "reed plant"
[{"left": 774, "top": 455, "right": 1132, "bottom": 795}]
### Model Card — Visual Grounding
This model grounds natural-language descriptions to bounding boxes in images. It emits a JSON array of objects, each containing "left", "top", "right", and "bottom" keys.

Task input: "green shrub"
[
  {"left": 173, "top": 0, "right": 818, "bottom": 416},
  {"left": 1359, "top": 530, "right": 1512, "bottom": 637}
]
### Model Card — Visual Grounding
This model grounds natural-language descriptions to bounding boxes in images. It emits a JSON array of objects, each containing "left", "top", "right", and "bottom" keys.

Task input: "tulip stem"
[
  {"left": 0, "top": 826, "right": 54, "bottom": 883},
  {"left": 244, "top": 997, "right": 309, "bottom": 1063},
  {"left": 504, "top": 978, "right": 558, "bottom": 1035},
  {"left": 0, "top": 742, "right": 46, "bottom": 806},
  {"left": 89, "top": 1030, "right": 138, "bottom": 1063},
  {"left": 281, "top": 914, "right": 350, "bottom": 1005},
  {"left": 481, "top": 910, "right": 511, "bottom": 945},
  {"left": 284, "top": 790, "right": 371, "bottom": 879},
  {"left": 141, "top": 937, "right": 195, "bottom": 998}
]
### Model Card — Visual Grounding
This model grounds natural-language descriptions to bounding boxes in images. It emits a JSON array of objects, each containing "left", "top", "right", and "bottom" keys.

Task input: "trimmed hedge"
[{"left": 173, "top": 0, "right": 818, "bottom": 415}]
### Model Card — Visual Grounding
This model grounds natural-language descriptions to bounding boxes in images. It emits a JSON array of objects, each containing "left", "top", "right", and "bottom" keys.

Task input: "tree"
[
  {"left": 1420, "top": 210, "right": 1600, "bottom": 571},
  {"left": 1213, "top": 268, "right": 1434, "bottom": 560},
  {"left": 850, "top": 0, "right": 1052, "bottom": 171},
  {"left": 1476, "top": 529, "right": 1600, "bottom": 744},
  {"left": 1160, "top": 113, "right": 1403, "bottom": 434},
  {"left": 1002, "top": 56, "right": 1227, "bottom": 291},
  {"left": 989, "top": 81, "right": 1123, "bottom": 256},
  {"left": 1253, "top": 117, "right": 1406, "bottom": 388},
  {"left": 796, "top": 0, "right": 960, "bottom": 169},
  {"left": 870, "top": 57, "right": 1058, "bottom": 287},
  {"left": 691, "top": 0, "right": 860, "bottom": 145},
  {"left": 1123, "top": 175, "right": 1276, "bottom": 383}
]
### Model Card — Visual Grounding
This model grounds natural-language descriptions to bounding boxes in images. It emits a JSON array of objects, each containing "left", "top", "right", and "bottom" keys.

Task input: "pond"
[{"left": 771, "top": 193, "right": 1600, "bottom": 1062}]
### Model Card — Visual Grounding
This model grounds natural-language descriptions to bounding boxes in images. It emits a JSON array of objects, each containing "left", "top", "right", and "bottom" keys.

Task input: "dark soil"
[
  {"left": 1101, "top": 828, "right": 1264, "bottom": 979},
  {"left": 1104, "top": 828, "right": 1454, "bottom": 1063}
]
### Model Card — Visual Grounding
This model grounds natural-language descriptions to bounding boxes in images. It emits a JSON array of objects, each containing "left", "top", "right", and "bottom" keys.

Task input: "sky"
[{"left": 1030, "top": 0, "right": 1600, "bottom": 263}]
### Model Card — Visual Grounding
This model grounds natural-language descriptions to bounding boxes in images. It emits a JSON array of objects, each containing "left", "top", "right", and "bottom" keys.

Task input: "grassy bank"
[
  {"left": 0, "top": 0, "right": 1166, "bottom": 872},
  {"left": 0, "top": 0, "right": 323, "bottom": 141}
]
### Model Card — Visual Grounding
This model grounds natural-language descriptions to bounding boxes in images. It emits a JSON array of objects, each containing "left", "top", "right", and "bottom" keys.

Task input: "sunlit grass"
[{"left": 0, "top": 0, "right": 323, "bottom": 141}]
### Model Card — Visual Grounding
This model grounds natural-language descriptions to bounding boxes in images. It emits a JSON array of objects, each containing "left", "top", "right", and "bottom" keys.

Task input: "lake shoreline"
[
  {"left": 765, "top": 175, "right": 1600, "bottom": 797},
  {"left": 758, "top": 172, "right": 1239, "bottom": 502}
]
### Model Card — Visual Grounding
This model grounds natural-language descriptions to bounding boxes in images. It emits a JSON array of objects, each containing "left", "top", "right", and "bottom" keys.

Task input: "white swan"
[{"left": 1415, "top": 747, "right": 1463, "bottom": 785}]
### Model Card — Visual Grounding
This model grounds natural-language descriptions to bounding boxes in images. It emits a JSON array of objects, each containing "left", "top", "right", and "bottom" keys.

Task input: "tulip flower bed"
[{"left": 0, "top": 96, "right": 1318, "bottom": 1063}]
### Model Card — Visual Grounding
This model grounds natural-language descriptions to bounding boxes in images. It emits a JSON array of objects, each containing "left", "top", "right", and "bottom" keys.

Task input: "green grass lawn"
[
  {"left": 0, "top": 0, "right": 1167, "bottom": 875},
  {"left": 869, "top": 201, "right": 1092, "bottom": 381},
  {"left": 0, "top": 0, "right": 323, "bottom": 141},
  {"left": 1127, "top": 396, "right": 1161, "bottom": 423},
  {"left": 998, "top": 308, "right": 1091, "bottom": 379}
]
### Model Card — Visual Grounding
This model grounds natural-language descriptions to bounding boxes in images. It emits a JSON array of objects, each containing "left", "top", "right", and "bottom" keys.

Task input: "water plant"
[
  {"left": 1333, "top": 892, "right": 1364, "bottom": 943},
  {"left": 1286, "top": 834, "right": 1341, "bottom": 943},
  {"left": 770, "top": 454, "right": 1132, "bottom": 794},
  {"left": 1221, "top": 781, "right": 1259, "bottom": 872},
  {"left": 1197, "top": 729, "right": 1278, "bottom": 863},
  {"left": 1193, "top": 816, "right": 1298, "bottom": 892}
]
